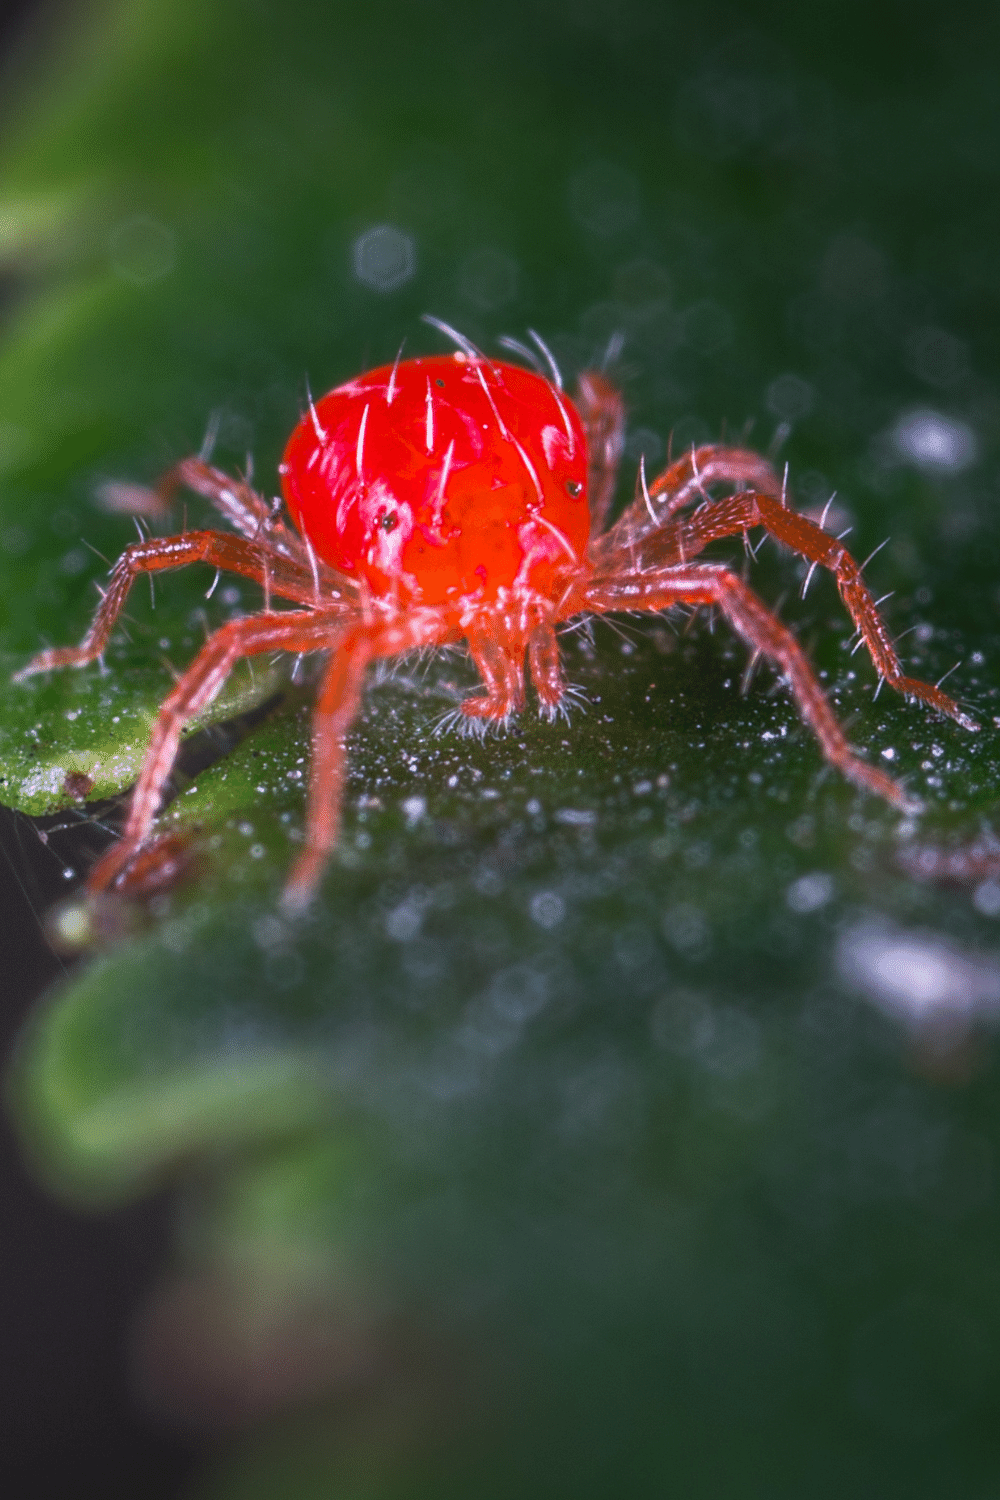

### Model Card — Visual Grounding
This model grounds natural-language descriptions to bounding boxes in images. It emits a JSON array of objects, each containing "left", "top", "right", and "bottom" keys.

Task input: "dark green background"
[{"left": 1, "top": 1, "right": 999, "bottom": 1495}]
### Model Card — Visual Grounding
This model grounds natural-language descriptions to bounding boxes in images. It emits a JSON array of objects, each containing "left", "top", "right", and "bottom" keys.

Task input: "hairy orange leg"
[
  {"left": 281, "top": 630, "right": 371, "bottom": 914},
  {"left": 14, "top": 531, "right": 322, "bottom": 680},
  {"left": 591, "top": 445, "right": 785, "bottom": 565},
  {"left": 650, "top": 490, "right": 977, "bottom": 729},
  {"left": 87, "top": 609, "right": 348, "bottom": 895},
  {"left": 157, "top": 457, "right": 309, "bottom": 561},
  {"left": 106, "top": 454, "right": 280, "bottom": 533},
  {"left": 527, "top": 618, "right": 567, "bottom": 715},
  {"left": 646, "top": 443, "right": 783, "bottom": 520},
  {"left": 461, "top": 618, "right": 529, "bottom": 719},
  {"left": 582, "top": 562, "right": 919, "bottom": 812},
  {"left": 575, "top": 371, "right": 625, "bottom": 538}
]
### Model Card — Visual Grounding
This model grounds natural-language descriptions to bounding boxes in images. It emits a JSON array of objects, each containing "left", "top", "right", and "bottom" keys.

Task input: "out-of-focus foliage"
[{"left": 4, "top": 0, "right": 1000, "bottom": 1495}]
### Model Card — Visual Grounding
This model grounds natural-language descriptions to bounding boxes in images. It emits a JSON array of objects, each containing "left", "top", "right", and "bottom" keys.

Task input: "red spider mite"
[{"left": 15, "top": 319, "right": 978, "bottom": 914}]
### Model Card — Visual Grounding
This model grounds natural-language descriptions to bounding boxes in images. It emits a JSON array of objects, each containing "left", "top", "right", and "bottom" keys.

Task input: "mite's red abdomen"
[{"left": 280, "top": 354, "right": 589, "bottom": 608}]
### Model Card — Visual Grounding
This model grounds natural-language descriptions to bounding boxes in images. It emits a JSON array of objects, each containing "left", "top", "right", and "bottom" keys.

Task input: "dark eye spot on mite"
[
  {"left": 381, "top": 513, "right": 399, "bottom": 532},
  {"left": 565, "top": 480, "right": 583, "bottom": 496},
  {"left": 435, "top": 379, "right": 445, "bottom": 388}
]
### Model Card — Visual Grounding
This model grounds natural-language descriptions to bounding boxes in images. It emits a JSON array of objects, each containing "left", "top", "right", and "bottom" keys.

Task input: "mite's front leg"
[
  {"left": 592, "top": 444, "right": 783, "bottom": 565},
  {"left": 660, "top": 490, "right": 978, "bottom": 731},
  {"left": 585, "top": 562, "right": 919, "bottom": 813},
  {"left": 647, "top": 444, "right": 782, "bottom": 520},
  {"left": 163, "top": 457, "right": 304, "bottom": 558},
  {"left": 103, "top": 455, "right": 276, "bottom": 537},
  {"left": 87, "top": 609, "right": 346, "bottom": 895},
  {"left": 13, "top": 531, "right": 321, "bottom": 682}
]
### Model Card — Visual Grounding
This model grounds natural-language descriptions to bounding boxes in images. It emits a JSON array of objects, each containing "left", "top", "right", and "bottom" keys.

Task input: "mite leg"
[
  {"left": 281, "top": 631, "right": 371, "bottom": 914},
  {"left": 104, "top": 455, "right": 273, "bottom": 533},
  {"left": 163, "top": 457, "right": 274, "bottom": 534},
  {"left": 13, "top": 531, "right": 320, "bottom": 680},
  {"left": 649, "top": 490, "right": 977, "bottom": 729},
  {"left": 592, "top": 444, "right": 782, "bottom": 563},
  {"left": 527, "top": 619, "right": 568, "bottom": 717},
  {"left": 584, "top": 562, "right": 920, "bottom": 812},
  {"left": 575, "top": 371, "right": 625, "bottom": 538},
  {"left": 647, "top": 444, "right": 782, "bottom": 519},
  {"left": 102, "top": 455, "right": 307, "bottom": 561},
  {"left": 162, "top": 458, "right": 309, "bottom": 562},
  {"left": 87, "top": 609, "right": 346, "bottom": 895},
  {"left": 460, "top": 619, "right": 527, "bottom": 720}
]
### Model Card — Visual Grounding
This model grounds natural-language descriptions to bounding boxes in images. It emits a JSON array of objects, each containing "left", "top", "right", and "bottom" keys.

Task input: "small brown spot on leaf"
[{"left": 62, "top": 770, "right": 95, "bottom": 801}]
